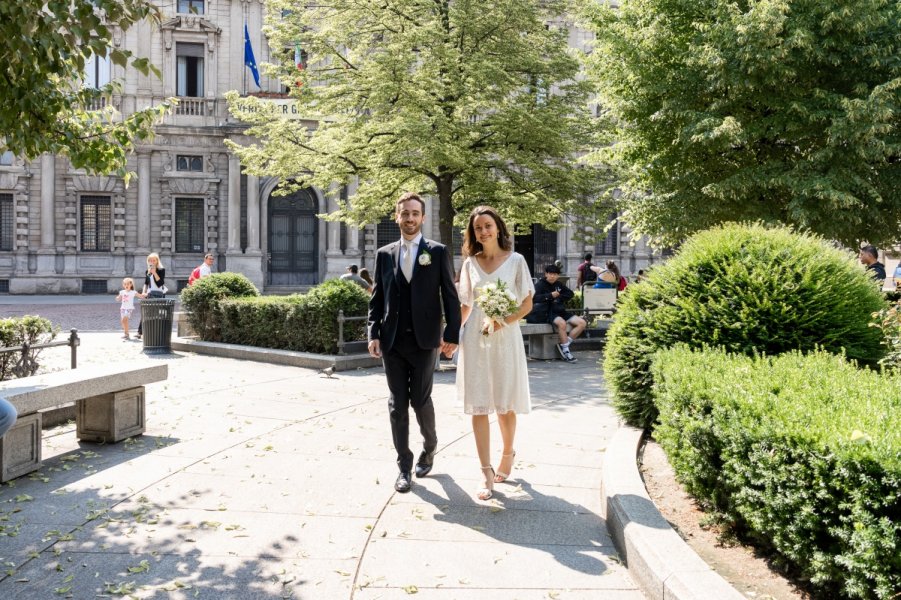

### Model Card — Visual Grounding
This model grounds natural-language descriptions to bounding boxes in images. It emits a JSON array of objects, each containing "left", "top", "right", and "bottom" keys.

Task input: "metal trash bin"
[{"left": 141, "top": 298, "right": 176, "bottom": 353}]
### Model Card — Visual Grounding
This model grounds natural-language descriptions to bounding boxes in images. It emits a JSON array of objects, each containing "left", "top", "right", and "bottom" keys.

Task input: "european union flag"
[{"left": 244, "top": 23, "right": 260, "bottom": 89}]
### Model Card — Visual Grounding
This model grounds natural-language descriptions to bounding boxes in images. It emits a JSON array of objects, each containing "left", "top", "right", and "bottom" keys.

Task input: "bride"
[{"left": 456, "top": 206, "right": 534, "bottom": 500}]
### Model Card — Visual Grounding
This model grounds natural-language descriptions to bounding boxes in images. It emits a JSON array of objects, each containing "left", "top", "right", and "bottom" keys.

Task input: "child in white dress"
[{"left": 116, "top": 278, "right": 142, "bottom": 340}]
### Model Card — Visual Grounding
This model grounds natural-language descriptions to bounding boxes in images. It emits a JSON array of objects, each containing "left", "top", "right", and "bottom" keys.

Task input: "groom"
[{"left": 368, "top": 192, "right": 461, "bottom": 493}]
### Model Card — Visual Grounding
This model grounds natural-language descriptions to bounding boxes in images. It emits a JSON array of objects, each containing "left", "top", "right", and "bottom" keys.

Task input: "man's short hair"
[
  {"left": 583, "top": 253, "right": 592, "bottom": 261},
  {"left": 348, "top": 264, "right": 359, "bottom": 274},
  {"left": 860, "top": 245, "right": 879, "bottom": 259},
  {"left": 204, "top": 253, "right": 214, "bottom": 260},
  {"left": 396, "top": 192, "right": 425, "bottom": 213},
  {"left": 544, "top": 264, "right": 561, "bottom": 274}
]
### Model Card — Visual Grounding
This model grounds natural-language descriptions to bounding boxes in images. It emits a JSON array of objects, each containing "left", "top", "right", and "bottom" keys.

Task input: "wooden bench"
[{"left": 0, "top": 363, "right": 168, "bottom": 482}]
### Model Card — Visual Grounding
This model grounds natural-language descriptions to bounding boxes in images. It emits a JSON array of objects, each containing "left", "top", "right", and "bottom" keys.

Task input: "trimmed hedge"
[
  {"left": 219, "top": 278, "right": 369, "bottom": 354},
  {"left": 871, "top": 299, "right": 901, "bottom": 371},
  {"left": 0, "top": 316, "right": 57, "bottom": 380},
  {"left": 603, "top": 223, "right": 888, "bottom": 430},
  {"left": 179, "top": 272, "right": 260, "bottom": 342},
  {"left": 652, "top": 346, "right": 900, "bottom": 599}
]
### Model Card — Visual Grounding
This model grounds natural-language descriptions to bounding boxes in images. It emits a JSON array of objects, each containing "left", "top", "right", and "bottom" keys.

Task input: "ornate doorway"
[
  {"left": 514, "top": 224, "right": 558, "bottom": 280},
  {"left": 267, "top": 188, "right": 319, "bottom": 285}
]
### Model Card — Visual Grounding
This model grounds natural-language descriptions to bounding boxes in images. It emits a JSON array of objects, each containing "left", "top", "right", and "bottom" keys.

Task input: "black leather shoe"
[
  {"left": 415, "top": 451, "right": 435, "bottom": 478},
  {"left": 394, "top": 471, "right": 412, "bottom": 493}
]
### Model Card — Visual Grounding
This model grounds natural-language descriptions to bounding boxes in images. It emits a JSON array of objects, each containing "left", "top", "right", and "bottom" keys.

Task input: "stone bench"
[
  {"left": 520, "top": 320, "right": 612, "bottom": 360},
  {"left": 0, "top": 363, "right": 168, "bottom": 482},
  {"left": 520, "top": 322, "right": 574, "bottom": 360}
]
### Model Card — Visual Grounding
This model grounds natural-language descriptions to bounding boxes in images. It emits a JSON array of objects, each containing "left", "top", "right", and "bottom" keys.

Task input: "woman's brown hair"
[
  {"left": 462, "top": 205, "right": 512, "bottom": 257},
  {"left": 605, "top": 260, "right": 621, "bottom": 282}
]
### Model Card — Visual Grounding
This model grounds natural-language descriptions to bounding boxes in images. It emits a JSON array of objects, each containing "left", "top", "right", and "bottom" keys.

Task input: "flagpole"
[{"left": 243, "top": 19, "right": 247, "bottom": 96}]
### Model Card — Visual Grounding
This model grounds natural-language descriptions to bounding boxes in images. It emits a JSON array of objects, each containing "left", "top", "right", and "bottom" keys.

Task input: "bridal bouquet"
[{"left": 475, "top": 280, "right": 519, "bottom": 336}]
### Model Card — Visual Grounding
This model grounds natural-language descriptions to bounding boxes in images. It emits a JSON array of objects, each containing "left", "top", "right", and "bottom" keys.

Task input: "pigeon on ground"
[{"left": 319, "top": 366, "right": 336, "bottom": 378}]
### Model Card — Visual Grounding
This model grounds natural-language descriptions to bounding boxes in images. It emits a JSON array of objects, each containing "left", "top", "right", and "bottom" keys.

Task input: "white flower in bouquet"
[{"left": 475, "top": 280, "right": 519, "bottom": 336}]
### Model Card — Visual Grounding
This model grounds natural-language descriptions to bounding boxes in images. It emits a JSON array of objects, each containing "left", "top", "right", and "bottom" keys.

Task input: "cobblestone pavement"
[{"left": 0, "top": 296, "right": 181, "bottom": 334}]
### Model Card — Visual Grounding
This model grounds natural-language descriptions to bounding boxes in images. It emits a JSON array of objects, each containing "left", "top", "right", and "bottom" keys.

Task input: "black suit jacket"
[{"left": 368, "top": 238, "right": 461, "bottom": 353}]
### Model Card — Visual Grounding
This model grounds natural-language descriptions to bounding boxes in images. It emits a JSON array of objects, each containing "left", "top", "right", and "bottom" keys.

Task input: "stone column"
[
  {"left": 227, "top": 154, "right": 241, "bottom": 253},
  {"left": 246, "top": 174, "right": 261, "bottom": 254},
  {"left": 326, "top": 185, "right": 342, "bottom": 257},
  {"left": 36, "top": 154, "right": 57, "bottom": 278},
  {"left": 39, "top": 154, "right": 55, "bottom": 250},
  {"left": 136, "top": 152, "right": 151, "bottom": 254}
]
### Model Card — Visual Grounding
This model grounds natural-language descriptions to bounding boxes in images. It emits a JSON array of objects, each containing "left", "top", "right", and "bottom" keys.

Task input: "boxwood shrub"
[
  {"left": 179, "top": 273, "right": 260, "bottom": 342},
  {"left": 0, "top": 316, "right": 57, "bottom": 380},
  {"left": 652, "top": 346, "right": 900, "bottom": 599},
  {"left": 603, "top": 223, "right": 887, "bottom": 430},
  {"left": 218, "top": 278, "right": 369, "bottom": 354},
  {"left": 871, "top": 299, "right": 901, "bottom": 371}
]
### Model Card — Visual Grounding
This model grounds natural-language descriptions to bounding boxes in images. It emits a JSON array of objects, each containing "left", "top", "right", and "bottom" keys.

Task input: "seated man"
[{"left": 526, "top": 264, "right": 587, "bottom": 363}]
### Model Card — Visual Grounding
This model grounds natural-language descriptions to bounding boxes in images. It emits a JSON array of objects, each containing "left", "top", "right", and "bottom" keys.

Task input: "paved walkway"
[{"left": 0, "top": 328, "right": 641, "bottom": 599}]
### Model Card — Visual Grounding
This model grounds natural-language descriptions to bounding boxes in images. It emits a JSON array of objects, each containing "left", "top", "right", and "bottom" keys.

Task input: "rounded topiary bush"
[
  {"left": 179, "top": 272, "right": 260, "bottom": 341},
  {"left": 604, "top": 223, "right": 888, "bottom": 430}
]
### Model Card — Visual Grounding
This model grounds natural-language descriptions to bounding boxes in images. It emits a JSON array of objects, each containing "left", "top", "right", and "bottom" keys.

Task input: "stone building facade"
[{"left": 0, "top": 0, "right": 662, "bottom": 295}]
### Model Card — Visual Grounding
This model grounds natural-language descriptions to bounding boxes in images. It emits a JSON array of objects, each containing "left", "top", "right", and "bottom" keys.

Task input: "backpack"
[
  {"left": 617, "top": 276, "right": 628, "bottom": 292},
  {"left": 187, "top": 266, "right": 202, "bottom": 286}
]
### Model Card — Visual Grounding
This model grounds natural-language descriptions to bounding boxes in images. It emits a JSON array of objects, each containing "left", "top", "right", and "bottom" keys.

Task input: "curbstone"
[
  {"left": 170, "top": 336, "right": 381, "bottom": 371},
  {"left": 601, "top": 425, "right": 744, "bottom": 600}
]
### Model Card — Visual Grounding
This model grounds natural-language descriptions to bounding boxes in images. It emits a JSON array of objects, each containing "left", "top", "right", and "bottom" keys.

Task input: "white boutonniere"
[{"left": 418, "top": 251, "right": 432, "bottom": 266}]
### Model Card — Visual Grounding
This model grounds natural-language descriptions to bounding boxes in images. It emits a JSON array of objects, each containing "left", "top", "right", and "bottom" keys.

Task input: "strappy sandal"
[
  {"left": 494, "top": 450, "right": 516, "bottom": 483},
  {"left": 477, "top": 466, "right": 495, "bottom": 501}
]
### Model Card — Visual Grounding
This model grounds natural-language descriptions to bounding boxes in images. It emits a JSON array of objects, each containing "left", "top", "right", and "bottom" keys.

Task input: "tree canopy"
[
  {"left": 584, "top": 0, "right": 901, "bottom": 248},
  {"left": 0, "top": 1, "right": 170, "bottom": 177},
  {"left": 227, "top": 0, "right": 605, "bottom": 249}
]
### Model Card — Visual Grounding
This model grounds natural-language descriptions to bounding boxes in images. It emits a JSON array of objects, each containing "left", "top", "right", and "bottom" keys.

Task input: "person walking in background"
[
  {"left": 859, "top": 245, "right": 886, "bottom": 284},
  {"left": 368, "top": 192, "right": 461, "bottom": 494},
  {"left": 576, "top": 253, "right": 597, "bottom": 287},
  {"left": 136, "top": 253, "right": 166, "bottom": 341},
  {"left": 188, "top": 253, "right": 215, "bottom": 286},
  {"left": 527, "top": 264, "right": 586, "bottom": 363},
  {"left": 115, "top": 277, "right": 143, "bottom": 340},
  {"left": 456, "top": 206, "right": 534, "bottom": 501},
  {"left": 341, "top": 264, "right": 371, "bottom": 292},
  {"left": 358, "top": 268, "right": 374, "bottom": 294}
]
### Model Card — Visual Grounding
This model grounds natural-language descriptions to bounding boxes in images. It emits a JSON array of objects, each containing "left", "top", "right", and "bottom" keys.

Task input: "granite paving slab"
[{"left": 0, "top": 333, "right": 641, "bottom": 598}]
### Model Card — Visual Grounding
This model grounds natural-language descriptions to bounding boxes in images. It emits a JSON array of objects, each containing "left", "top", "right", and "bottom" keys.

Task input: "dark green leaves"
[
  {"left": 584, "top": 0, "right": 901, "bottom": 248},
  {"left": 0, "top": 1, "right": 170, "bottom": 176}
]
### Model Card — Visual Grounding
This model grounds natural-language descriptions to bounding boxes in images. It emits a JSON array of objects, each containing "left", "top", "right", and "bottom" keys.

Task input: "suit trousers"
[{"left": 383, "top": 329, "right": 438, "bottom": 473}]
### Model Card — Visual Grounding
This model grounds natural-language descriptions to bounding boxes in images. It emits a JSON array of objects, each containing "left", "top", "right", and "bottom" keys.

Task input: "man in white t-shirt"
[{"left": 189, "top": 254, "right": 215, "bottom": 285}]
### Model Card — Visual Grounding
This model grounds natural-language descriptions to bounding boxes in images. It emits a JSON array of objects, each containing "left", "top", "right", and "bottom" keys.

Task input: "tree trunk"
[{"left": 436, "top": 175, "right": 456, "bottom": 254}]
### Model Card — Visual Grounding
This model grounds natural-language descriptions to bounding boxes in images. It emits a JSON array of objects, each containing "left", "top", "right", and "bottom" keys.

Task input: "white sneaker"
[
  {"left": 556, "top": 343, "right": 567, "bottom": 360},
  {"left": 561, "top": 347, "right": 577, "bottom": 362}
]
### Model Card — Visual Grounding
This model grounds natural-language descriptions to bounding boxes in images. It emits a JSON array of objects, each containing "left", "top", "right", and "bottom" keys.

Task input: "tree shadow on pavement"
[{"left": 413, "top": 474, "right": 619, "bottom": 576}]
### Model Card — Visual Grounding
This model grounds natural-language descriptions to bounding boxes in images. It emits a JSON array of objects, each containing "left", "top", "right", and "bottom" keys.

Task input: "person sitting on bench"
[
  {"left": 526, "top": 264, "right": 587, "bottom": 363},
  {"left": 591, "top": 260, "right": 627, "bottom": 292}
]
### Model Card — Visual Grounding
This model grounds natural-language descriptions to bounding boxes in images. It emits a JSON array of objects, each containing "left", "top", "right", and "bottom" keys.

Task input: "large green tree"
[
  {"left": 226, "top": 0, "right": 604, "bottom": 248},
  {"left": 1, "top": 1, "right": 171, "bottom": 177},
  {"left": 584, "top": 0, "right": 901, "bottom": 248}
]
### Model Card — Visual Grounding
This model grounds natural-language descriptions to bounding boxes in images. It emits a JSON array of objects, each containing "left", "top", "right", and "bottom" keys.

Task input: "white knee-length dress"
[{"left": 457, "top": 252, "right": 535, "bottom": 415}]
